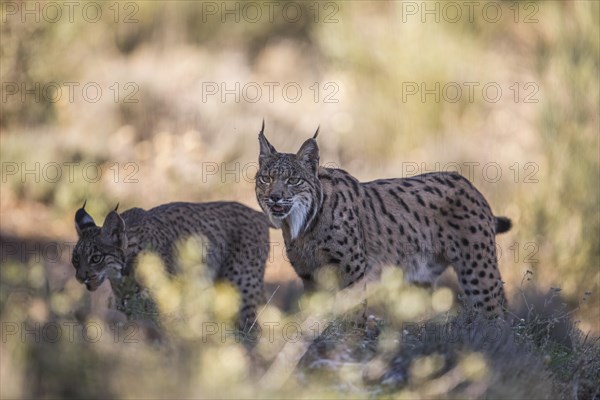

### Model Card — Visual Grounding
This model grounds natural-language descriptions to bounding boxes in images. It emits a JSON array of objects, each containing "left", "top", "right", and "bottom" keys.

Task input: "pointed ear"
[
  {"left": 75, "top": 203, "right": 96, "bottom": 236},
  {"left": 258, "top": 120, "right": 277, "bottom": 164},
  {"left": 296, "top": 137, "right": 320, "bottom": 174},
  {"left": 100, "top": 211, "right": 127, "bottom": 249}
]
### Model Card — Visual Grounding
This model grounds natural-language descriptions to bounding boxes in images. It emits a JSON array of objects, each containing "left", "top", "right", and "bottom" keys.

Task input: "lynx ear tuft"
[
  {"left": 313, "top": 126, "right": 320, "bottom": 139},
  {"left": 258, "top": 120, "right": 277, "bottom": 162},
  {"left": 75, "top": 202, "right": 96, "bottom": 236}
]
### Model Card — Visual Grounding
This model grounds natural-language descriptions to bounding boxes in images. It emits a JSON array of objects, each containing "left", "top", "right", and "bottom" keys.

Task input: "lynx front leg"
[
  {"left": 334, "top": 265, "right": 370, "bottom": 328},
  {"left": 336, "top": 251, "right": 370, "bottom": 327}
]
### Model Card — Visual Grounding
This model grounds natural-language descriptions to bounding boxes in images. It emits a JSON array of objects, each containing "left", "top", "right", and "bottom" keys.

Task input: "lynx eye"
[
  {"left": 90, "top": 255, "right": 104, "bottom": 264},
  {"left": 72, "top": 254, "right": 80, "bottom": 264},
  {"left": 287, "top": 177, "right": 302, "bottom": 185},
  {"left": 258, "top": 175, "right": 271, "bottom": 184}
]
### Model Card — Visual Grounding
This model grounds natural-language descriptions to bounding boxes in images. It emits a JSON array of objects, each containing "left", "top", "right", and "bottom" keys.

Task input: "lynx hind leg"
[
  {"left": 221, "top": 265, "right": 258, "bottom": 331},
  {"left": 224, "top": 247, "right": 267, "bottom": 333},
  {"left": 448, "top": 229, "right": 506, "bottom": 317}
]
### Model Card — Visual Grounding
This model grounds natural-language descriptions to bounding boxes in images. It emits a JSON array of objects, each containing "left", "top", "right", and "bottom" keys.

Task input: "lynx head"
[
  {"left": 255, "top": 121, "right": 323, "bottom": 240},
  {"left": 72, "top": 203, "right": 127, "bottom": 291}
]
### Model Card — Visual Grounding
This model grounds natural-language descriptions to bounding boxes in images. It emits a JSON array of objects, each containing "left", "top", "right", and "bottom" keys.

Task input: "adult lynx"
[{"left": 255, "top": 124, "right": 511, "bottom": 316}]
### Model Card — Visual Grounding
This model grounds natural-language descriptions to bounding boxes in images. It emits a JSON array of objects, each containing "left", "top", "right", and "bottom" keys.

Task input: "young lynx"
[
  {"left": 72, "top": 201, "right": 269, "bottom": 329},
  {"left": 255, "top": 123, "right": 512, "bottom": 316}
]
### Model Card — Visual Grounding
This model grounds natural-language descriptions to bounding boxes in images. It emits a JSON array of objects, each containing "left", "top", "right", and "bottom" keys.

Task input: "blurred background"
[{"left": 1, "top": 0, "right": 598, "bottom": 398}]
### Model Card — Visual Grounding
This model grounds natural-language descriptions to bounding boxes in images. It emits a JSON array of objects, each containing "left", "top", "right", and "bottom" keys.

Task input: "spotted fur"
[
  {"left": 72, "top": 201, "right": 269, "bottom": 328},
  {"left": 255, "top": 125, "right": 511, "bottom": 316}
]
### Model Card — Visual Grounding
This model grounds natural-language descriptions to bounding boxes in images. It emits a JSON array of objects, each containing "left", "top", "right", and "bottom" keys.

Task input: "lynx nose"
[{"left": 269, "top": 193, "right": 283, "bottom": 203}]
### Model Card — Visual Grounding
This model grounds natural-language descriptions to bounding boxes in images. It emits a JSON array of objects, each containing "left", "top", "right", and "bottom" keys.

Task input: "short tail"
[{"left": 495, "top": 216, "right": 512, "bottom": 234}]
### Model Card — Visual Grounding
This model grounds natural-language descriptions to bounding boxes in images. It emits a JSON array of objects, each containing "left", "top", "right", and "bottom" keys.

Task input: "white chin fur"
[
  {"left": 286, "top": 202, "right": 308, "bottom": 240},
  {"left": 268, "top": 213, "right": 283, "bottom": 229}
]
